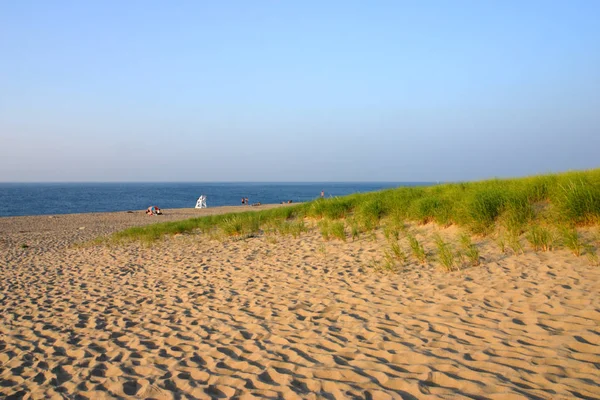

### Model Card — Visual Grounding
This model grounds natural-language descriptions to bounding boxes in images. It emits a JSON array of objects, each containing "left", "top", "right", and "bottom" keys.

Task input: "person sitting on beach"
[{"left": 146, "top": 206, "right": 162, "bottom": 215}]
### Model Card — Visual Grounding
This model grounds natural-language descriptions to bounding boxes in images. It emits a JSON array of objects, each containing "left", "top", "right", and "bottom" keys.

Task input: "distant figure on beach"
[
  {"left": 245, "top": 197, "right": 249, "bottom": 205},
  {"left": 241, "top": 197, "right": 245, "bottom": 205},
  {"left": 146, "top": 206, "right": 162, "bottom": 215},
  {"left": 320, "top": 190, "right": 324, "bottom": 198}
]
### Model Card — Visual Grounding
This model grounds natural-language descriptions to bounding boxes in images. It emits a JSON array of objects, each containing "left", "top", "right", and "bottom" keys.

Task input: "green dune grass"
[{"left": 111, "top": 168, "right": 600, "bottom": 245}]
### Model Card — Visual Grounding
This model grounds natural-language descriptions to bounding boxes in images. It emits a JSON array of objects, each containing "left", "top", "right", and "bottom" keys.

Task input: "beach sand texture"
[{"left": 1, "top": 209, "right": 600, "bottom": 399}]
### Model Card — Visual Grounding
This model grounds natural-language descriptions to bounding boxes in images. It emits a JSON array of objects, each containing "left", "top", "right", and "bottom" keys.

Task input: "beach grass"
[
  {"left": 434, "top": 234, "right": 456, "bottom": 272},
  {"left": 407, "top": 234, "right": 427, "bottom": 264},
  {"left": 496, "top": 232, "right": 507, "bottom": 253},
  {"left": 110, "top": 169, "right": 600, "bottom": 252},
  {"left": 329, "top": 221, "right": 347, "bottom": 241},
  {"left": 390, "top": 240, "right": 407, "bottom": 262},
  {"left": 460, "top": 233, "right": 481, "bottom": 266},
  {"left": 526, "top": 225, "right": 555, "bottom": 252},
  {"left": 348, "top": 217, "right": 361, "bottom": 240},
  {"left": 318, "top": 219, "right": 330, "bottom": 241},
  {"left": 561, "top": 227, "right": 583, "bottom": 256},
  {"left": 585, "top": 245, "right": 599, "bottom": 266},
  {"left": 507, "top": 231, "right": 524, "bottom": 255}
]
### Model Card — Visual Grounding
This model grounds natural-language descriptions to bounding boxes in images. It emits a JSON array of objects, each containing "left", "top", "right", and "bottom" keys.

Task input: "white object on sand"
[{"left": 195, "top": 195, "right": 207, "bottom": 209}]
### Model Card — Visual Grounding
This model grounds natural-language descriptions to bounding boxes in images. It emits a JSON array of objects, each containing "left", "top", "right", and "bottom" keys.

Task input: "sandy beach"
[{"left": 1, "top": 207, "right": 600, "bottom": 399}]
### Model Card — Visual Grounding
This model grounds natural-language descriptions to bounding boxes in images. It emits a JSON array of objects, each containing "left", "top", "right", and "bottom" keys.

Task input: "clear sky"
[{"left": 1, "top": 1, "right": 599, "bottom": 182}]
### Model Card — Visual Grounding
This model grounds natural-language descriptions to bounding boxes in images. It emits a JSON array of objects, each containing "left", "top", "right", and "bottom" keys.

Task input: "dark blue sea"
[{"left": 0, "top": 182, "right": 430, "bottom": 217}]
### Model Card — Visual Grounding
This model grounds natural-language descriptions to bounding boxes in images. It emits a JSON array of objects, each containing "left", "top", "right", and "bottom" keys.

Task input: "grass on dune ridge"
[{"left": 111, "top": 169, "right": 600, "bottom": 247}]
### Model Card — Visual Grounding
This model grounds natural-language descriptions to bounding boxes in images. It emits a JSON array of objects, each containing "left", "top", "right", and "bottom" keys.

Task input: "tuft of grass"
[
  {"left": 496, "top": 232, "right": 507, "bottom": 253},
  {"left": 308, "top": 197, "right": 353, "bottom": 220},
  {"left": 507, "top": 231, "right": 524, "bottom": 254},
  {"left": 276, "top": 220, "right": 308, "bottom": 238},
  {"left": 207, "top": 230, "right": 224, "bottom": 241},
  {"left": 266, "top": 235, "right": 278, "bottom": 244},
  {"left": 410, "top": 196, "right": 454, "bottom": 226},
  {"left": 459, "top": 232, "right": 471, "bottom": 249},
  {"left": 318, "top": 220, "right": 330, "bottom": 241},
  {"left": 222, "top": 213, "right": 261, "bottom": 237},
  {"left": 407, "top": 234, "right": 427, "bottom": 264},
  {"left": 434, "top": 234, "right": 456, "bottom": 272},
  {"left": 383, "top": 224, "right": 400, "bottom": 241},
  {"left": 561, "top": 227, "right": 583, "bottom": 256},
  {"left": 500, "top": 198, "right": 534, "bottom": 235},
  {"left": 388, "top": 241, "right": 407, "bottom": 263},
  {"left": 291, "top": 220, "right": 308, "bottom": 238},
  {"left": 368, "top": 257, "right": 395, "bottom": 273},
  {"left": 382, "top": 257, "right": 399, "bottom": 272},
  {"left": 366, "top": 258, "right": 378, "bottom": 271},
  {"left": 467, "top": 189, "right": 506, "bottom": 234},
  {"left": 357, "top": 198, "right": 385, "bottom": 222},
  {"left": 526, "top": 225, "right": 554, "bottom": 252},
  {"left": 356, "top": 213, "right": 378, "bottom": 234},
  {"left": 377, "top": 253, "right": 400, "bottom": 273},
  {"left": 555, "top": 178, "right": 600, "bottom": 225},
  {"left": 459, "top": 233, "right": 481, "bottom": 266},
  {"left": 317, "top": 219, "right": 347, "bottom": 241},
  {"left": 465, "top": 243, "right": 480, "bottom": 267},
  {"left": 368, "top": 231, "right": 378, "bottom": 242},
  {"left": 348, "top": 218, "right": 360, "bottom": 240},
  {"left": 317, "top": 243, "right": 327, "bottom": 255},
  {"left": 222, "top": 215, "right": 244, "bottom": 236},
  {"left": 330, "top": 221, "right": 346, "bottom": 241},
  {"left": 584, "top": 245, "right": 599, "bottom": 266}
]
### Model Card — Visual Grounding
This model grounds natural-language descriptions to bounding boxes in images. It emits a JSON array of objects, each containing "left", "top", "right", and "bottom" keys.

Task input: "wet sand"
[{"left": 1, "top": 208, "right": 599, "bottom": 399}]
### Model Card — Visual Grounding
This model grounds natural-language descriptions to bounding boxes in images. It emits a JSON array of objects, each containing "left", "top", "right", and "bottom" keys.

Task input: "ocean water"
[{"left": 0, "top": 182, "right": 430, "bottom": 217}]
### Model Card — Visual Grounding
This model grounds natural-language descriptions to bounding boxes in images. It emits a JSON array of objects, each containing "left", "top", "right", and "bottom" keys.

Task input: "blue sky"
[{"left": 1, "top": 1, "right": 599, "bottom": 182}]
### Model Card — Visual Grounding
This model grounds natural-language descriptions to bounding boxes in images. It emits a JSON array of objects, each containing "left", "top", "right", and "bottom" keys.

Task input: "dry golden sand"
[{"left": 1, "top": 208, "right": 600, "bottom": 399}]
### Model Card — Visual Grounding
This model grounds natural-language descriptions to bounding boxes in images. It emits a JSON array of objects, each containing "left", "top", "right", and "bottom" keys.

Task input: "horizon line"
[{"left": 0, "top": 181, "right": 436, "bottom": 184}]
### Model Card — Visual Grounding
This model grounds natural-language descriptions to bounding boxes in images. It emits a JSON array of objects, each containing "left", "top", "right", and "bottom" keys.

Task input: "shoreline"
[
  {"left": 0, "top": 203, "right": 293, "bottom": 251},
  {"left": 0, "top": 203, "right": 294, "bottom": 220}
]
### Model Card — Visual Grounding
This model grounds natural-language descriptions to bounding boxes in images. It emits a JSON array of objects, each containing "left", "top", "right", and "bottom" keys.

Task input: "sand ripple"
[{"left": 1, "top": 213, "right": 600, "bottom": 398}]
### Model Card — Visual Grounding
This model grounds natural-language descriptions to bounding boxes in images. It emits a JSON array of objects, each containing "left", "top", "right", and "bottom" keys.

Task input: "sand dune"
[{"left": 1, "top": 209, "right": 599, "bottom": 399}]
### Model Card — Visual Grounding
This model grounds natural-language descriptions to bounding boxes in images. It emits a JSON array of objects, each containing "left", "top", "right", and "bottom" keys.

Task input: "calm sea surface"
[{"left": 0, "top": 183, "right": 430, "bottom": 217}]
